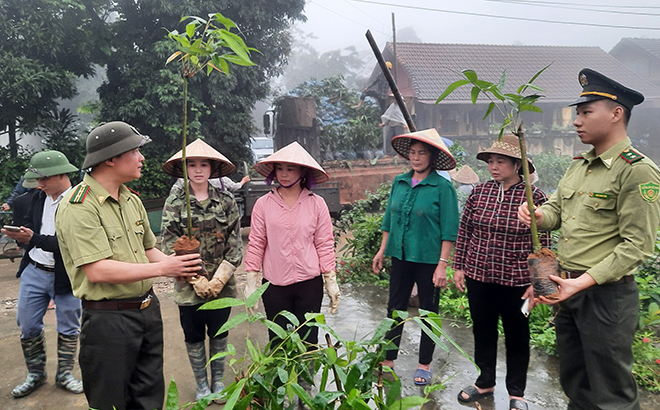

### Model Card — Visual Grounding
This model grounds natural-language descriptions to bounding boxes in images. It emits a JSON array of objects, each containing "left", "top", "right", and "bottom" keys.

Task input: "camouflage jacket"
[{"left": 161, "top": 182, "right": 243, "bottom": 306}]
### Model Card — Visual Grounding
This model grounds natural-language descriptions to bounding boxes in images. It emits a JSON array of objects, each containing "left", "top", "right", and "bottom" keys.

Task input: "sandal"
[
  {"left": 510, "top": 398, "right": 528, "bottom": 410},
  {"left": 457, "top": 385, "right": 494, "bottom": 403},
  {"left": 413, "top": 368, "right": 432, "bottom": 386}
]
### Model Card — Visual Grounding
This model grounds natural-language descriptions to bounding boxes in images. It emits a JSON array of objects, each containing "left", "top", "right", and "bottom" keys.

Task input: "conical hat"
[
  {"left": 254, "top": 141, "right": 329, "bottom": 184},
  {"left": 448, "top": 165, "right": 479, "bottom": 185},
  {"left": 476, "top": 134, "right": 535, "bottom": 173},
  {"left": 162, "top": 139, "right": 236, "bottom": 178},
  {"left": 391, "top": 129, "right": 456, "bottom": 171}
]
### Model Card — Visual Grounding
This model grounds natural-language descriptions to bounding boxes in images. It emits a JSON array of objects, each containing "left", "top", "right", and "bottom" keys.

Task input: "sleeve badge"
[{"left": 639, "top": 182, "right": 660, "bottom": 203}]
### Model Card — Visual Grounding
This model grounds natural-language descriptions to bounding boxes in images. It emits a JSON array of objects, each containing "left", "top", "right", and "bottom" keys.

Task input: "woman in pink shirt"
[{"left": 244, "top": 142, "right": 340, "bottom": 347}]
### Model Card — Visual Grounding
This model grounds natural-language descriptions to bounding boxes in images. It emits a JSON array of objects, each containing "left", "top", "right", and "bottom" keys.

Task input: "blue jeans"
[{"left": 16, "top": 263, "right": 81, "bottom": 338}]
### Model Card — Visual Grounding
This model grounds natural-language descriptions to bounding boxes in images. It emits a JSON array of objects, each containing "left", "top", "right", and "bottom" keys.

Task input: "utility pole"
[{"left": 391, "top": 13, "right": 397, "bottom": 86}]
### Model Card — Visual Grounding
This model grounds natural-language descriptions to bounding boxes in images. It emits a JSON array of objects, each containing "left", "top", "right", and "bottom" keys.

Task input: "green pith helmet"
[
  {"left": 23, "top": 151, "right": 79, "bottom": 181},
  {"left": 82, "top": 121, "right": 152, "bottom": 169}
]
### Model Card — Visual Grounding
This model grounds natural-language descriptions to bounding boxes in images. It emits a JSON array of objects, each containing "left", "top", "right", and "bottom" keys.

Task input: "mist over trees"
[{"left": 0, "top": 0, "right": 307, "bottom": 198}]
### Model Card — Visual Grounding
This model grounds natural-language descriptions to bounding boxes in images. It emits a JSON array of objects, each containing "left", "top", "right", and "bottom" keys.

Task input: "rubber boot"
[
  {"left": 209, "top": 337, "right": 228, "bottom": 404},
  {"left": 185, "top": 341, "right": 212, "bottom": 400},
  {"left": 55, "top": 333, "right": 84, "bottom": 394},
  {"left": 12, "top": 331, "right": 47, "bottom": 398}
]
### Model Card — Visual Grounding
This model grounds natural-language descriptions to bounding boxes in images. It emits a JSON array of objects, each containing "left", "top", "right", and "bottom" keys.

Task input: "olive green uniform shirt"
[
  {"left": 538, "top": 137, "right": 660, "bottom": 284},
  {"left": 56, "top": 173, "right": 156, "bottom": 300}
]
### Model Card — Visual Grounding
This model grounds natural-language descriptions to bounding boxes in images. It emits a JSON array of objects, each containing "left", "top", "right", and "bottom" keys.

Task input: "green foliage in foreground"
[{"left": 163, "top": 283, "right": 474, "bottom": 409}]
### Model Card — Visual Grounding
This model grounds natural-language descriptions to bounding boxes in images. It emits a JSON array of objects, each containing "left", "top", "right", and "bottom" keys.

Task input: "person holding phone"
[
  {"left": 453, "top": 135, "right": 550, "bottom": 410},
  {"left": 2, "top": 151, "right": 83, "bottom": 398}
]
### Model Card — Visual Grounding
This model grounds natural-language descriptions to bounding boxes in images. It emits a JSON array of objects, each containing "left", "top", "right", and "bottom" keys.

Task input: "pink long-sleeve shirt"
[{"left": 245, "top": 188, "right": 336, "bottom": 286}]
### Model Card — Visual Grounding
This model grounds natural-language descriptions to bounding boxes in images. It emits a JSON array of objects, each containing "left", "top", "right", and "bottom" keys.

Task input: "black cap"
[{"left": 569, "top": 68, "right": 644, "bottom": 111}]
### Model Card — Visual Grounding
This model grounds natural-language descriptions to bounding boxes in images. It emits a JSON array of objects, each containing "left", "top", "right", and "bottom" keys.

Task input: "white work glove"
[
  {"left": 189, "top": 275, "right": 213, "bottom": 299},
  {"left": 245, "top": 270, "right": 263, "bottom": 311},
  {"left": 208, "top": 260, "right": 237, "bottom": 298},
  {"left": 322, "top": 271, "right": 341, "bottom": 314}
]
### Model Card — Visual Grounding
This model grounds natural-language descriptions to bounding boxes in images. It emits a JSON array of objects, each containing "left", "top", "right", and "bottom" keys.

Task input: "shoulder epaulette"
[
  {"left": 127, "top": 187, "right": 140, "bottom": 196},
  {"left": 69, "top": 185, "right": 90, "bottom": 203},
  {"left": 620, "top": 148, "right": 644, "bottom": 164},
  {"left": 573, "top": 154, "right": 585, "bottom": 160}
]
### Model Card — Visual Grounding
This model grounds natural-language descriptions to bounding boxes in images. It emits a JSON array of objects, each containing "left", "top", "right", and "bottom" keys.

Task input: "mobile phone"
[
  {"left": 3, "top": 225, "right": 21, "bottom": 232},
  {"left": 521, "top": 298, "right": 530, "bottom": 317}
]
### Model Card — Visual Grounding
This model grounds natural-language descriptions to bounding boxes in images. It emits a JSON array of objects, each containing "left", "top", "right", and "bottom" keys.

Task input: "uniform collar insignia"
[{"left": 603, "top": 157, "right": 613, "bottom": 167}]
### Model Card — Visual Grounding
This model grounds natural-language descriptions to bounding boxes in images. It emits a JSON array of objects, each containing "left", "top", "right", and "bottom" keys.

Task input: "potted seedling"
[
  {"left": 436, "top": 65, "right": 561, "bottom": 299},
  {"left": 166, "top": 13, "right": 257, "bottom": 272}
]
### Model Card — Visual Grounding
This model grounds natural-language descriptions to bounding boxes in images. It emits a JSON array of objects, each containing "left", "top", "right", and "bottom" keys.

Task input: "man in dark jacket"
[{"left": 1, "top": 150, "right": 83, "bottom": 398}]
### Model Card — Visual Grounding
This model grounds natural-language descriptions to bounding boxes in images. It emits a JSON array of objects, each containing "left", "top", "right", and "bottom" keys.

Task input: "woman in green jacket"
[{"left": 372, "top": 129, "right": 459, "bottom": 386}]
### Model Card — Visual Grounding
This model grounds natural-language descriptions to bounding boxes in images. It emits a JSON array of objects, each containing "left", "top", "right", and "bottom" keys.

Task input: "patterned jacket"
[{"left": 161, "top": 182, "right": 243, "bottom": 305}]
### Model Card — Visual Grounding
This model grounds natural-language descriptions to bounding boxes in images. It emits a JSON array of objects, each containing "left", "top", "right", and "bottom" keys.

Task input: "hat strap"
[{"left": 580, "top": 91, "right": 617, "bottom": 101}]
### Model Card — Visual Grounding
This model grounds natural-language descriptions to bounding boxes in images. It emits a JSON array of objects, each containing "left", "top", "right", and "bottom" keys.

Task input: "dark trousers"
[
  {"left": 384, "top": 257, "right": 440, "bottom": 365},
  {"left": 466, "top": 277, "right": 530, "bottom": 397},
  {"left": 79, "top": 295, "right": 164, "bottom": 410},
  {"left": 178, "top": 304, "right": 231, "bottom": 343},
  {"left": 261, "top": 275, "right": 323, "bottom": 345},
  {"left": 556, "top": 281, "right": 639, "bottom": 410}
]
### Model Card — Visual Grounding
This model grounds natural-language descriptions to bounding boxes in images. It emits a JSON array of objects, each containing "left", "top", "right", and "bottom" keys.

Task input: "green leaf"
[
  {"left": 519, "top": 104, "right": 544, "bottom": 113},
  {"left": 186, "top": 22, "right": 196, "bottom": 38},
  {"left": 246, "top": 282, "right": 269, "bottom": 308},
  {"left": 210, "top": 343, "right": 236, "bottom": 362},
  {"left": 462, "top": 69, "right": 478, "bottom": 83},
  {"left": 424, "top": 382, "right": 447, "bottom": 394},
  {"left": 221, "top": 53, "right": 256, "bottom": 67},
  {"left": 165, "top": 379, "right": 178, "bottom": 409},
  {"left": 291, "top": 382, "right": 314, "bottom": 407},
  {"left": 435, "top": 79, "right": 470, "bottom": 103},
  {"left": 390, "top": 395, "right": 428, "bottom": 410},
  {"left": 305, "top": 312, "right": 326, "bottom": 325},
  {"left": 385, "top": 378, "right": 401, "bottom": 406},
  {"left": 369, "top": 318, "right": 395, "bottom": 344},
  {"left": 520, "top": 63, "right": 552, "bottom": 94},
  {"left": 199, "top": 297, "right": 245, "bottom": 310},
  {"left": 246, "top": 338, "right": 261, "bottom": 362},
  {"left": 278, "top": 310, "right": 300, "bottom": 327},
  {"left": 392, "top": 310, "right": 408, "bottom": 320},
  {"left": 222, "top": 378, "right": 247, "bottom": 410},
  {"left": 263, "top": 319, "right": 287, "bottom": 340},
  {"left": 325, "top": 345, "right": 338, "bottom": 364},
  {"left": 277, "top": 367, "right": 289, "bottom": 383},
  {"left": 212, "top": 12, "right": 237, "bottom": 30},
  {"left": 219, "top": 30, "right": 254, "bottom": 65},
  {"left": 470, "top": 86, "right": 480, "bottom": 105},
  {"left": 498, "top": 70, "right": 507, "bottom": 91},
  {"left": 216, "top": 312, "right": 248, "bottom": 336},
  {"left": 314, "top": 391, "right": 344, "bottom": 407},
  {"left": 482, "top": 102, "right": 496, "bottom": 120}
]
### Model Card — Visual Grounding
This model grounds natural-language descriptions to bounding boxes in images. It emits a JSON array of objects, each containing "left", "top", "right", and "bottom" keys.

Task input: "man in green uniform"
[
  {"left": 519, "top": 69, "right": 660, "bottom": 410},
  {"left": 55, "top": 122, "right": 202, "bottom": 410}
]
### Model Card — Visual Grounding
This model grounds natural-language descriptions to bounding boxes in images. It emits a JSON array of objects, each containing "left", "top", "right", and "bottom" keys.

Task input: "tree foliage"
[
  {"left": 285, "top": 76, "right": 382, "bottom": 155},
  {"left": 96, "top": 0, "right": 306, "bottom": 198},
  {"left": 0, "top": 0, "right": 109, "bottom": 157}
]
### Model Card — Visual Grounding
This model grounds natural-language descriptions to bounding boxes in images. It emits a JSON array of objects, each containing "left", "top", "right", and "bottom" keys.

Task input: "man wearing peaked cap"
[
  {"left": 55, "top": 122, "right": 203, "bottom": 409},
  {"left": 2, "top": 150, "right": 84, "bottom": 398},
  {"left": 519, "top": 69, "right": 660, "bottom": 409}
]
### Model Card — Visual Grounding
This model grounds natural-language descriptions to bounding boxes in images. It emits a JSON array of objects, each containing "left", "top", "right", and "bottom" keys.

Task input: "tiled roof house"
[
  {"left": 367, "top": 42, "right": 660, "bottom": 157},
  {"left": 610, "top": 38, "right": 660, "bottom": 86}
]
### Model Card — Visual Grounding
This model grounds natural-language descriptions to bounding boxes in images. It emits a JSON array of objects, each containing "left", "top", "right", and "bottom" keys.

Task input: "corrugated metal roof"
[{"left": 380, "top": 42, "right": 660, "bottom": 103}]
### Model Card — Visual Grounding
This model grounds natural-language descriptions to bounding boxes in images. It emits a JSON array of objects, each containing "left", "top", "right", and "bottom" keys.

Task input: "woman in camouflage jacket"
[{"left": 161, "top": 139, "right": 242, "bottom": 403}]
